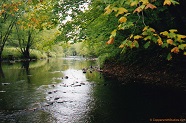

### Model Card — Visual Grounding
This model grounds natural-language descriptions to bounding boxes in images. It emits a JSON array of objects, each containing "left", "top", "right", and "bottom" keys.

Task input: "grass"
[{"left": 2, "top": 47, "right": 49, "bottom": 60}]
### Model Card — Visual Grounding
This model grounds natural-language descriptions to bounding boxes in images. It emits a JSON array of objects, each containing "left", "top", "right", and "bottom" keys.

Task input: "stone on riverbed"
[{"left": 54, "top": 97, "right": 60, "bottom": 100}]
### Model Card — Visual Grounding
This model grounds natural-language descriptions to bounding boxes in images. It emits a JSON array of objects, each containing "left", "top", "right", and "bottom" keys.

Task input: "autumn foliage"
[{"left": 104, "top": 0, "right": 186, "bottom": 60}]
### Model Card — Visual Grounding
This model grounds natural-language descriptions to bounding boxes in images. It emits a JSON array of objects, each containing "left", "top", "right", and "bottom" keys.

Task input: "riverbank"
[{"left": 102, "top": 60, "right": 186, "bottom": 89}]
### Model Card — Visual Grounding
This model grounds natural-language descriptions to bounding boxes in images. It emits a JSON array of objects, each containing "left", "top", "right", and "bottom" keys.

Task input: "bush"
[{"left": 30, "top": 49, "right": 48, "bottom": 59}]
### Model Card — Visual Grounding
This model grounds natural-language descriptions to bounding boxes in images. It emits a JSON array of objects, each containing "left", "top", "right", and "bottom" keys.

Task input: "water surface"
[{"left": 0, "top": 56, "right": 185, "bottom": 123}]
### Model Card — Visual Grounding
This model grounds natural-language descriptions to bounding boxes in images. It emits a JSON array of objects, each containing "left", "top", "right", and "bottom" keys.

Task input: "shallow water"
[{"left": 0, "top": 57, "right": 185, "bottom": 123}]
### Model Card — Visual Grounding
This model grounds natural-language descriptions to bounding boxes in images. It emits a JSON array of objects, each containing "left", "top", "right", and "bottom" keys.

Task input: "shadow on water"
[
  {"left": 0, "top": 57, "right": 185, "bottom": 123},
  {"left": 88, "top": 79, "right": 186, "bottom": 123}
]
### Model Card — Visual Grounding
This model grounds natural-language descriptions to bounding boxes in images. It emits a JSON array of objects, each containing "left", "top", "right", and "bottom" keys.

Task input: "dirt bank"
[{"left": 102, "top": 61, "right": 186, "bottom": 89}]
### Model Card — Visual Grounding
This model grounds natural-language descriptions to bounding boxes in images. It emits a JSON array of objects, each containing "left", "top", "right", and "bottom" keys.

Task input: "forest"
[{"left": 1, "top": 0, "right": 186, "bottom": 85}]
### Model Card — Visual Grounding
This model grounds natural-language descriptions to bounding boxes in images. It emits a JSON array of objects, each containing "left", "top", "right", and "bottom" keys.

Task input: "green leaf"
[
  {"left": 32, "top": 0, "right": 39, "bottom": 5},
  {"left": 127, "top": 40, "right": 133, "bottom": 47},
  {"left": 111, "top": 29, "right": 117, "bottom": 37},
  {"left": 167, "top": 53, "right": 172, "bottom": 60},
  {"left": 144, "top": 41, "right": 150, "bottom": 49},
  {"left": 178, "top": 45, "right": 184, "bottom": 50},
  {"left": 134, "top": 40, "right": 139, "bottom": 48},
  {"left": 161, "top": 43, "right": 168, "bottom": 48},
  {"left": 178, "top": 44, "right": 186, "bottom": 50},
  {"left": 144, "top": 36, "right": 151, "bottom": 41}
]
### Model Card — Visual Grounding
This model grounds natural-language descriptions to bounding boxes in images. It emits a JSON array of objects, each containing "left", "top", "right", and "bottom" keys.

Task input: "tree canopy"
[
  {"left": 57, "top": 0, "right": 186, "bottom": 63},
  {"left": 1, "top": 0, "right": 186, "bottom": 63}
]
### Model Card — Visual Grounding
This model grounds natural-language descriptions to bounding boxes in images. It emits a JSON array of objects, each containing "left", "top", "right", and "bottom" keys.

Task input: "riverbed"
[{"left": 0, "top": 56, "right": 185, "bottom": 123}]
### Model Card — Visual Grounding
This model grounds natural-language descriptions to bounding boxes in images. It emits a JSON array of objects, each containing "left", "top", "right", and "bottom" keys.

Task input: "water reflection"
[
  {"left": 0, "top": 57, "right": 100, "bottom": 123},
  {"left": 42, "top": 69, "right": 94, "bottom": 123},
  {"left": 0, "top": 63, "right": 5, "bottom": 79}
]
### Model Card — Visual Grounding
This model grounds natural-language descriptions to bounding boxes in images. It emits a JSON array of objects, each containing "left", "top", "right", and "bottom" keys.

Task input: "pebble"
[
  {"left": 54, "top": 97, "right": 60, "bottom": 100},
  {"left": 80, "top": 82, "right": 85, "bottom": 85},
  {"left": 64, "top": 76, "right": 69, "bottom": 79},
  {"left": 2, "top": 83, "right": 10, "bottom": 86}
]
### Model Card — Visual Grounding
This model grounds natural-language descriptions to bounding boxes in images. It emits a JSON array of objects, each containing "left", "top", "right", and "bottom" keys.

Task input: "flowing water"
[{"left": 0, "top": 56, "right": 185, "bottom": 123}]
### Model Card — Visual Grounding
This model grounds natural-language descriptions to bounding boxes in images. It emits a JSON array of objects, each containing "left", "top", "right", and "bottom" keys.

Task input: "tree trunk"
[
  {"left": 0, "top": 62, "right": 5, "bottom": 79},
  {"left": 22, "top": 30, "right": 32, "bottom": 59},
  {"left": 0, "top": 19, "right": 16, "bottom": 61}
]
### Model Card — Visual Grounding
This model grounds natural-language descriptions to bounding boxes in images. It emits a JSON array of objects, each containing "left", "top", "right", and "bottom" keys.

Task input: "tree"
[
  {"left": 0, "top": 1, "right": 21, "bottom": 60},
  {"left": 56, "top": 0, "right": 90, "bottom": 42},
  {"left": 13, "top": 0, "right": 59, "bottom": 59},
  {"left": 102, "top": 0, "right": 186, "bottom": 60}
]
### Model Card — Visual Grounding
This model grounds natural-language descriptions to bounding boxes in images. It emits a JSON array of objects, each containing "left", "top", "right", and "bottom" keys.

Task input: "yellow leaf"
[
  {"left": 118, "top": 24, "right": 124, "bottom": 30},
  {"left": 167, "top": 39, "right": 173, "bottom": 45},
  {"left": 112, "top": 7, "right": 118, "bottom": 12},
  {"left": 14, "top": 7, "right": 19, "bottom": 12},
  {"left": 169, "top": 29, "right": 177, "bottom": 33},
  {"left": 163, "top": 0, "right": 171, "bottom": 5},
  {"left": 171, "top": 47, "right": 179, "bottom": 53},
  {"left": 184, "top": 52, "right": 186, "bottom": 55},
  {"left": 124, "top": 13, "right": 131, "bottom": 16},
  {"left": 111, "top": 29, "right": 117, "bottom": 37},
  {"left": 157, "top": 37, "right": 163, "bottom": 45},
  {"left": 104, "top": 5, "right": 112, "bottom": 15},
  {"left": 106, "top": 37, "right": 114, "bottom": 44},
  {"left": 177, "top": 34, "right": 186, "bottom": 41},
  {"left": 160, "top": 31, "right": 168, "bottom": 36},
  {"left": 141, "top": 0, "right": 149, "bottom": 4},
  {"left": 105, "top": 5, "right": 110, "bottom": 11},
  {"left": 130, "top": 1, "right": 138, "bottom": 6},
  {"left": 145, "top": 3, "right": 157, "bottom": 9},
  {"left": 133, "top": 6, "right": 143, "bottom": 13},
  {"left": 116, "top": 7, "right": 128, "bottom": 17},
  {"left": 149, "top": 27, "right": 155, "bottom": 32},
  {"left": 130, "top": 34, "right": 134, "bottom": 39},
  {"left": 119, "top": 44, "right": 125, "bottom": 48},
  {"left": 143, "top": 26, "right": 149, "bottom": 31},
  {"left": 134, "top": 35, "right": 143, "bottom": 39},
  {"left": 119, "top": 16, "right": 127, "bottom": 23},
  {"left": 144, "top": 36, "right": 151, "bottom": 40}
]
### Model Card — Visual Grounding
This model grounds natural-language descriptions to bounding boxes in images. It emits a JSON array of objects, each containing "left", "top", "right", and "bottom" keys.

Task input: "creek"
[{"left": 0, "top": 56, "right": 185, "bottom": 123}]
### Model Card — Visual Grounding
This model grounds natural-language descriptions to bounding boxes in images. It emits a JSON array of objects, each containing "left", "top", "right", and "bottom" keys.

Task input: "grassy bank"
[{"left": 2, "top": 47, "right": 49, "bottom": 61}]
